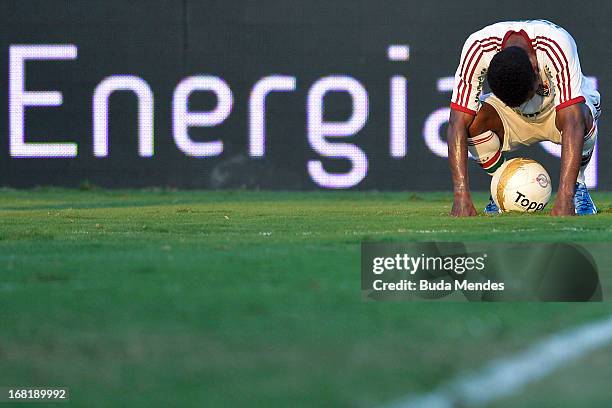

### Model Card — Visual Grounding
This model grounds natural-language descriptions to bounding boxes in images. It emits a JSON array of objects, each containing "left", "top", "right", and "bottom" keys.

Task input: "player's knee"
[
  {"left": 468, "top": 110, "right": 489, "bottom": 138},
  {"left": 468, "top": 103, "right": 503, "bottom": 141}
]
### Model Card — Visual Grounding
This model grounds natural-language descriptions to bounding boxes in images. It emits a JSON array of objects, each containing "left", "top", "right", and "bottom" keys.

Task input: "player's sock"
[
  {"left": 578, "top": 122, "right": 597, "bottom": 183},
  {"left": 467, "top": 130, "right": 505, "bottom": 175},
  {"left": 577, "top": 169, "right": 586, "bottom": 184},
  {"left": 574, "top": 122, "right": 598, "bottom": 215}
]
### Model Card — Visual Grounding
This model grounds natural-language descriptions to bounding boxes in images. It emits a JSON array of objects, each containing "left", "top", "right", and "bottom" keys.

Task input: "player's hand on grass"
[
  {"left": 451, "top": 194, "right": 477, "bottom": 217},
  {"left": 550, "top": 194, "right": 575, "bottom": 216}
]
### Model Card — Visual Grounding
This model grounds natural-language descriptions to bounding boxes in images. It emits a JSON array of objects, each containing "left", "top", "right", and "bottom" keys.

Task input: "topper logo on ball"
[{"left": 515, "top": 192, "right": 546, "bottom": 212}]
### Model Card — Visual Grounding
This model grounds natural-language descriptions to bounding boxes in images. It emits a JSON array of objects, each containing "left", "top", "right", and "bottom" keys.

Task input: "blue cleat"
[
  {"left": 574, "top": 182, "right": 597, "bottom": 215},
  {"left": 484, "top": 195, "right": 501, "bottom": 215}
]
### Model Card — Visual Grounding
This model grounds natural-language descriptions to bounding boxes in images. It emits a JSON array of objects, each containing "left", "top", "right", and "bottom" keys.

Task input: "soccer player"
[{"left": 448, "top": 20, "right": 600, "bottom": 216}]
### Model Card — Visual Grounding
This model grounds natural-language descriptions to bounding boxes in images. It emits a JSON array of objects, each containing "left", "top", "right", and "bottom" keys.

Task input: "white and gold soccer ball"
[{"left": 490, "top": 158, "right": 552, "bottom": 213}]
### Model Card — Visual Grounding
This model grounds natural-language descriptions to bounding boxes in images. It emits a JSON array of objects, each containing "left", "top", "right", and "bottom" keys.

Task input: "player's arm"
[
  {"left": 448, "top": 109, "right": 477, "bottom": 217},
  {"left": 551, "top": 104, "right": 588, "bottom": 216},
  {"left": 548, "top": 27, "right": 592, "bottom": 216},
  {"left": 448, "top": 31, "right": 492, "bottom": 216}
]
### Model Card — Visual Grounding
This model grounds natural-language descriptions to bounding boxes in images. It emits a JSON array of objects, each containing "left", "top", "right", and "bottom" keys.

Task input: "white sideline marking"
[{"left": 382, "top": 314, "right": 612, "bottom": 408}]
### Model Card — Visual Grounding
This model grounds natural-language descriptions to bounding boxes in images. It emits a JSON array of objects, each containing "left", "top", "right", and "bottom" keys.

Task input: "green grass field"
[{"left": 1, "top": 189, "right": 612, "bottom": 407}]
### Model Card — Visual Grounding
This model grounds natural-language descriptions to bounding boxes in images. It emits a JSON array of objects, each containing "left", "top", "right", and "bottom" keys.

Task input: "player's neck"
[
  {"left": 504, "top": 33, "right": 540, "bottom": 78},
  {"left": 503, "top": 34, "right": 532, "bottom": 54}
]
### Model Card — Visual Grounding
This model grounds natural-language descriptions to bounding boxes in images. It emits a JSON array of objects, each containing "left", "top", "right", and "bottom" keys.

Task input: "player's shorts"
[{"left": 482, "top": 93, "right": 598, "bottom": 152}]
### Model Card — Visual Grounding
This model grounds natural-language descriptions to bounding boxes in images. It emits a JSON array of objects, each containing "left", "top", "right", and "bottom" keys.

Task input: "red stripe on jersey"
[
  {"left": 457, "top": 40, "right": 482, "bottom": 106},
  {"left": 534, "top": 41, "right": 567, "bottom": 102},
  {"left": 535, "top": 36, "right": 571, "bottom": 102},
  {"left": 459, "top": 40, "right": 501, "bottom": 106},
  {"left": 539, "top": 36, "right": 571, "bottom": 100},
  {"left": 462, "top": 44, "right": 499, "bottom": 106},
  {"left": 458, "top": 36, "right": 502, "bottom": 82},
  {"left": 456, "top": 77, "right": 468, "bottom": 106},
  {"left": 450, "top": 102, "right": 476, "bottom": 116},
  {"left": 556, "top": 96, "right": 585, "bottom": 111},
  {"left": 456, "top": 37, "right": 501, "bottom": 106},
  {"left": 534, "top": 45, "right": 565, "bottom": 102}
]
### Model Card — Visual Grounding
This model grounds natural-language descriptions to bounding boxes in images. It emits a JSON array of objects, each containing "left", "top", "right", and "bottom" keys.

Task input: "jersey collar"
[{"left": 501, "top": 29, "right": 536, "bottom": 54}]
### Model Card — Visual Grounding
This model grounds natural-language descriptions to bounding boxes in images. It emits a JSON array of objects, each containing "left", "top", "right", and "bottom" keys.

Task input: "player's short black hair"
[{"left": 487, "top": 46, "right": 536, "bottom": 107}]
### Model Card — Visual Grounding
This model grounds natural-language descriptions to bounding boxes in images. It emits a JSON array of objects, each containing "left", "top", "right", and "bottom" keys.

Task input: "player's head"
[{"left": 487, "top": 46, "right": 537, "bottom": 107}]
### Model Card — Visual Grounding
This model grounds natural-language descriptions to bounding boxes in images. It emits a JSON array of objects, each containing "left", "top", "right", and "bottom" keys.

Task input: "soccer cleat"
[
  {"left": 574, "top": 182, "right": 597, "bottom": 215},
  {"left": 484, "top": 195, "right": 501, "bottom": 214}
]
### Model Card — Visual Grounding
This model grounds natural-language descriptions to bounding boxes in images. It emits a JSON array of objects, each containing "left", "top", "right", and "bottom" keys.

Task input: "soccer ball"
[{"left": 490, "top": 158, "right": 552, "bottom": 212}]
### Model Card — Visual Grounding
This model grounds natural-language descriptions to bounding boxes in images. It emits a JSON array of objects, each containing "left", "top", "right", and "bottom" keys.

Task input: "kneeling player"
[{"left": 448, "top": 20, "right": 600, "bottom": 216}]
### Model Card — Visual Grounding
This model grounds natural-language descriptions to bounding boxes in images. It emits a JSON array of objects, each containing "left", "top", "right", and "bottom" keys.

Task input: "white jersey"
[{"left": 450, "top": 20, "right": 600, "bottom": 120}]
